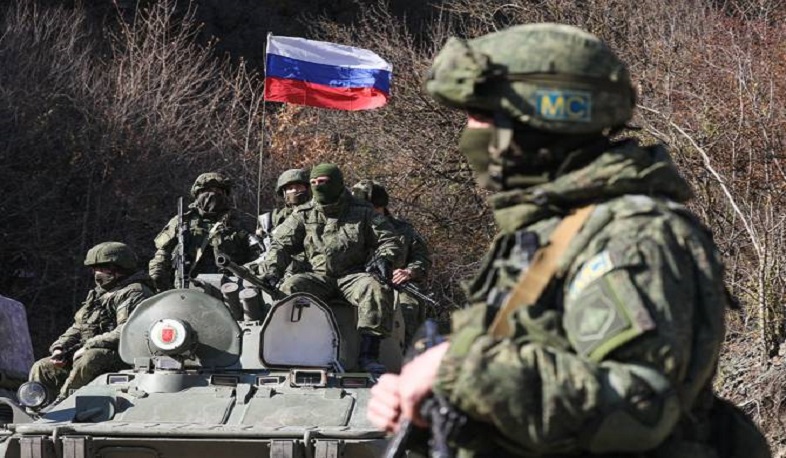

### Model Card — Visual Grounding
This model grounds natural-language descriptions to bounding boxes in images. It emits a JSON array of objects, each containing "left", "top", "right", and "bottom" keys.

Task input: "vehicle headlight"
[{"left": 17, "top": 381, "right": 48, "bottom": 408}]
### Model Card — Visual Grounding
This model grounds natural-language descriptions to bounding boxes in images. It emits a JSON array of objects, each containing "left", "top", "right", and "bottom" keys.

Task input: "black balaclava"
[{"left": 196, "top": 190, "right": 230, "bottom": 217}]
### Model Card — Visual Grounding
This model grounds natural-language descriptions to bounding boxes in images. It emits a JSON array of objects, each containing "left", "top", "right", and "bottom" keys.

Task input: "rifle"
[
  {"left": 214, "top": 253, "right": 285, "bottom": 301},
  {"left": 367, "top": 258, "right": 437, "bottom": 307},
  {"left": 174, "top": 196, "right": 191, "bottom": 289},
  {"left": 383, "top": 320, "right": 461, "bottom": 458}
]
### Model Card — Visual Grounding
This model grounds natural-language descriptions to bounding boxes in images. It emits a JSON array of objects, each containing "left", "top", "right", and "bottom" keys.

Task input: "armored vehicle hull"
[{"left": 0, "top": 288, "right": 390, "bottom": 458}]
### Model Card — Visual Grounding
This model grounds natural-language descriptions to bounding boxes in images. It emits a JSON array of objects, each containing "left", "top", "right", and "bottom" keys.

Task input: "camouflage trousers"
[
  {"left": 397, "top": 290, "right": 427, "bottom": 349},
  {"left": 29, "top": 348, "right": 125, "bottom": 399},
  {"left": 281, "top": 272, "right": 394, "bottom": 337}
]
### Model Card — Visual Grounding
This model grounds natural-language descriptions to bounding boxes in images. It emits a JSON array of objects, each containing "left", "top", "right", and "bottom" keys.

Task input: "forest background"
[{"left": 2, "top": 0, "right": 786, "bottom": 453}]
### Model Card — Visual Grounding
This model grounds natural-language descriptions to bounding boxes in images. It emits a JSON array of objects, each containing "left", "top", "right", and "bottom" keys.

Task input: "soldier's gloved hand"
[
  {"left": 73, "top": 347, "right": 86, "bottom": 361},
  {"left": 261, "top": 272, "right": 280, "bottom": 289},
  {"left": 367, "top": 258, "right": 392, "bottom": 281},
  {"left": 50, "top": 348, "right": 66, "bottom": 367}
]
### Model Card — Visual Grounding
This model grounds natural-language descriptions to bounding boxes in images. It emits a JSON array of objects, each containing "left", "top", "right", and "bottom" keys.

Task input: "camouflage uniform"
[
  {"left": 389, "top": 216, "right": 431, "bottom": 344},
  {"left": 351, "top": 179, "right": 432, "bottom": 345},
  {"left": 415, "top": 24, "right": 768, "bottom": 457},
  {"left": 30, "top": 268, "right": 153, "bottom": 399},
  {"left": 149, "top": 173, "right": 255, "bottom": 290},
  {"left": 253, "top": 169, "right": 313, "bottom": 275},
  {"left": 261, "top": 190, "right": 401, "bottom": 337}
]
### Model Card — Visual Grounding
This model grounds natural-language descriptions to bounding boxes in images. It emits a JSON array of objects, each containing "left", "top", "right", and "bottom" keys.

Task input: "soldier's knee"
[
  {"left": 71, "top": 349, "right": 117, "bottom": 372},
  {"left": 29, "top": 358, "right": 56, "bottom": 380},
  {"left": 281, "top": 274, "right": 314, "bottom": 292}
]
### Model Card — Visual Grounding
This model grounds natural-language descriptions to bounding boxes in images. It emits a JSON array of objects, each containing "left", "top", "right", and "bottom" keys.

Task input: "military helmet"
[
  {"left": 352, "top": 180, "right": 389, "bottom": 208},
  {"left": 190, "top": 172, "right": 232, "bottom": 198},
  {"left": 426, "top": 23, "right": 635, "bottom": 134},
  {"left": 84, "top": 242, "right": 137, "bottom": 271},
  {"left": 276, "top": 169, "right": 310, "bottom": 196}
]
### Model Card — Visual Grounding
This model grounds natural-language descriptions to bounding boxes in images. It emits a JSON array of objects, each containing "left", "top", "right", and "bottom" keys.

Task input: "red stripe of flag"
[{"left": 263, "top": 77, "right": 389, "bottom": 111}]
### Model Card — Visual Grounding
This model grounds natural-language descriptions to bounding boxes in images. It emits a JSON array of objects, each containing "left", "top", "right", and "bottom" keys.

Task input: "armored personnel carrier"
[{"left": 0, "top": 272, "right": 402, "bottom": 458}]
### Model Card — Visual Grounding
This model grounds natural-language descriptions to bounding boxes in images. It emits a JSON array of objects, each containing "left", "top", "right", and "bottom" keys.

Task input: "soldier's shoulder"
[
  {"left": 594, "top": 195, "right": 716, "bottom": 259},
  {"left": 390, "top": 216, "right": 415, "bottom": 231},
  {"left": 348, "top": 194, "right": 374, "bottom": 209},
  {"left": 294, "top": 201, "right": 316, "bottom": 213}
]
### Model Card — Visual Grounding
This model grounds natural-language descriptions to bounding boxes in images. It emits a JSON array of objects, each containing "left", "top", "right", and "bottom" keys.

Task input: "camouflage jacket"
[
  {"left": 271, "top": 206, "right": 294, "bottom": 228},
  {"left": 251, "top": 206, "right": 311, "bottom": 275},
  {"left": 389, "top": 216, "right": 431, "bottom": 282},
  {"left": 262, "top": 190, "right": 401, "bottom": 278},
  {"left": 51, "top": 271, "right": 154, "bottom": 353},
  {"left": 149, "top": 204, "right": 255, "bottom": 289},
  {"left": 433, "top": 140, "right": 741, "bottom": 457}
]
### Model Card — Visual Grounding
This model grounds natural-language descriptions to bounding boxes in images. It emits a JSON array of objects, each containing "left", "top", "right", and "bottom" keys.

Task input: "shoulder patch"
[
  {"left": 567, "top": 251, "right": 615, "bottom": 302},
  {"left": 564, "top": 267, "right": 656, "bottom": 362}
]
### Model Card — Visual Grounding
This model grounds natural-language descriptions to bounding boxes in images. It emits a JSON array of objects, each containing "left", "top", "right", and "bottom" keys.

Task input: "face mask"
[
  {"left": 459, "top": 125, "right": 594, "bottom": 190},
  {"left": 284, "top": 188, "right": 309, "bottom": 206},
  {"left": 94, "top": 271, "right": 117, "bottom": 288},
  {"left": 311, "top": 181, "right": 343, "bottom": 205},
  {"left": 458, "top": 127, "right": 497, "bottom": 190},
  {"left": 196, "top": 191, "right": 229, "bottom": 215}
]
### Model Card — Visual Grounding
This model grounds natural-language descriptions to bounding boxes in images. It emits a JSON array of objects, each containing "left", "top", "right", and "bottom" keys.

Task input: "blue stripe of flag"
[{"left": 266, "top": 54, "right": 391, "bottom": 93}]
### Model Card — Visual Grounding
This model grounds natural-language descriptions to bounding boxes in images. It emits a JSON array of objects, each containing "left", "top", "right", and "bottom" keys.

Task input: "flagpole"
[{"left": 256, "top": 32, "right": 273, "bottom": 231}]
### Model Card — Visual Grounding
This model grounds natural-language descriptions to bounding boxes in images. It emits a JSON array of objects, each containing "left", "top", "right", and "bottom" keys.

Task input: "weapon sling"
[{"left": 488, "top": 205, "right": 595, "bottom": 339}]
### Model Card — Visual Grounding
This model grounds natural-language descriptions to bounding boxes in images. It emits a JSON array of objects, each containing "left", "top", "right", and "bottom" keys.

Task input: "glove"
[
  {"left": 366, "top": 257, "right": 392, "bottom": 281},
  {"left": 261, "top": 272, "right": 281, "bottom": 289}
]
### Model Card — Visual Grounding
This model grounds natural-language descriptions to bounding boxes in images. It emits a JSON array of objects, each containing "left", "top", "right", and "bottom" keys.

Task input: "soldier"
[
  {"left": 270, "top": 168, "right": 311, "bottom": 228},
  {"left": 254, "top": 169, "right": 312, "bottom": 274},
  {"left": 149, "top": 172, "right": 256, "bottom": 291},
  {"left": 29, "top": 242, "right": 154, "bottom": 401},
  {"left": 367, "top": 24, "right": 770, "bottom": 456},
  {"left": 259, "top": 163, "right": 401, "bottom": 374},
  {"left": 352, "top": 180, "right": 432, "bottom": 347}
]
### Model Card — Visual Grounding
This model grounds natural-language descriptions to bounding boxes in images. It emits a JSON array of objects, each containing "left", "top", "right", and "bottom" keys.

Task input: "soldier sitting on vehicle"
[
  {"left": 258, "top": 163, "right": 402, "bottom": 374},
  {"left": 352, "top": 180, "right": 432, "bottom": 348},
  {"left": 149, "top": 172, "right": 257, "bottom": 291},
  {"left": 253, "top": 168, "right": 312, "bottom": 275},
  {"left": 29, "top": 242, "right": 154, "bottom": 402}
]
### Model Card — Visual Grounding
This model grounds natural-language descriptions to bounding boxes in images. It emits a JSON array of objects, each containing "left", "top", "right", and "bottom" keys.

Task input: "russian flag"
[{"left": 263, "top": 35, "right": 392, "bottom": 111}]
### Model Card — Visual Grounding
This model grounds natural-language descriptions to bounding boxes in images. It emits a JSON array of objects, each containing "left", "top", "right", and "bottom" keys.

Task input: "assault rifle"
[
  {"left": 174, "top": 196, "right": 191, "bottom": 289},
  {"left": 383, "top": 320, "right": 462, "bottom": 458},
  {"left": 366, "top": 258, "right": 439, "bottom": 310},
  {"left": 214, "top": 253, "right": 285, "bottom": 301}
]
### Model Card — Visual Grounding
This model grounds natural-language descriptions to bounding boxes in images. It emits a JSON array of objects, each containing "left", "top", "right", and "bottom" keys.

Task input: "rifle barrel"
[{"left": 215, "top": 254, "right": 284, "bottom": 300}]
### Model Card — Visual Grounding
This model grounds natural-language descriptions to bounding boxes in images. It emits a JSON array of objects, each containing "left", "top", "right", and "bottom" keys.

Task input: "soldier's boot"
[{"left": 359, "top": 333, "right": 386, "bottom": 376}]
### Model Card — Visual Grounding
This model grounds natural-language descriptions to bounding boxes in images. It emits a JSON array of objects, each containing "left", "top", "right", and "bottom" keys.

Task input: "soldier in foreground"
[
  {"left": 149, "top": 172, "right": 256, "bottom": 291},
  {"left": 29, "top": 242, "right": 154, "bottom": 401},
  {"left": 259, "top": 163, "right": 401, "bottom": 373},
  {"left": 367, "top": 24, "right": 770, "bottom": 456},
  {"left": 352, "top": 180, "right": 432, "bottom": 347}
]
